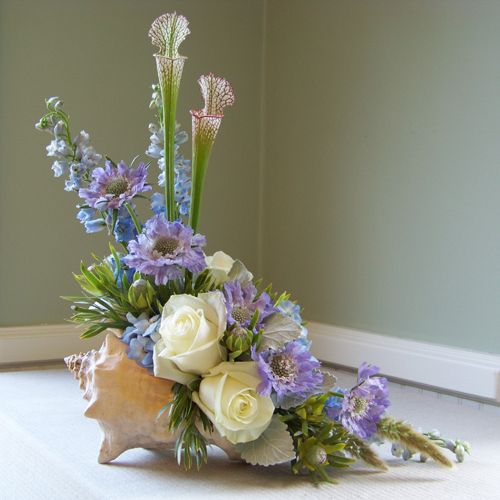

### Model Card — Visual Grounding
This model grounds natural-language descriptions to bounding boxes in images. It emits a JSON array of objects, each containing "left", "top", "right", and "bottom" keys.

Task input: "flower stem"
[
  {"left": 189, "top": 141, "right": 211, "bottom": 232},
  {"left": 125, "top": 203, "right": 142, "bottom": 234},
  {"left": 162, "top": 91, "right": 177, "bottom": 221}
]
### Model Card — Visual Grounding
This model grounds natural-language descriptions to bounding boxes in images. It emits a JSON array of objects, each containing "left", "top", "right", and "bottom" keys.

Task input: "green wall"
[
  {"left": 0, "top": 0, "right": 264, "bottom": 325},
  {"left": 263, "top": 0, "right": 500, "bottom": 354},
  {"left": 2, "top": 0, "right": 499, "bottom": 355}
]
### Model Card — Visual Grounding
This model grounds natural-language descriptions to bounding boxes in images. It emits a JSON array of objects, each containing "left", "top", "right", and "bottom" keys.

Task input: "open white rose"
[
  {"left": 153, "top": 291, "right": 227, "bottom": 385},
  {"left": 192, "top": 361, "right": 275, "bottom": 444},
  {"left": 205, "top": 250, "right": 253, "bottom": 285}
]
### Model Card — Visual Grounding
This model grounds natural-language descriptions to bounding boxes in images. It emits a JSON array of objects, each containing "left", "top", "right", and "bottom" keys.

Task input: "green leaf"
[
  {"left": 235, "top": 415, "right": 296, "bottom": 466},
  {"left": 260, "top": 313, "right": 302, "bottom": 350}
]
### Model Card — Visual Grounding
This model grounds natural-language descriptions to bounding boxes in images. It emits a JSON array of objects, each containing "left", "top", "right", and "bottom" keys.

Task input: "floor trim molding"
[
  {"left": 308, "top": 322, "right": 500, "bottom": 402},
  {"left": 0, "top": 324, "right": 103, "bottom": 365},
  {"left": 2, "top": 322, "right": 500, "bottom": 402}
]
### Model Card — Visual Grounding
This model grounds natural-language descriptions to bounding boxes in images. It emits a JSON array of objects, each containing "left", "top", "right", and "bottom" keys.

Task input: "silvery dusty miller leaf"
[
  {"left": 261, "top": 313, "right": 301, "bottom": 350},
  {"left": 317, "top": 369, "right": 336, "bottom": 393},
  {"left": 272, "top": 392, "right": 307, "bottom": 410},
  {"left": 228, "top": 259, "right": 253, "bottom": 284},
  {"left": 235, "top": 415, "right": 296, "bottom": 466}
]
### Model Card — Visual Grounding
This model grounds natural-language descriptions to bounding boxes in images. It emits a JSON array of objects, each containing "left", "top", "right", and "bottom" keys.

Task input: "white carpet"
[{"left": 0, "top": 366, "right": 499, "bottom": 500}]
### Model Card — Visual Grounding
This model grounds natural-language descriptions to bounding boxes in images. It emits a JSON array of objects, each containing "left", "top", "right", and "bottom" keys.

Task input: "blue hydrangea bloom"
[
  {"left": 278, "top": 299, "right": 309, "bottom": 346},
  {"left": 121, "top": 313, "right": 161, "bottom": 372},
  {"left": 278, "top": 300, "right": 302, "bottom": 324}
]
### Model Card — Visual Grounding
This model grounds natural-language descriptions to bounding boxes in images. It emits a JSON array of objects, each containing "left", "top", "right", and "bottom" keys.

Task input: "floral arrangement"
[{"left": 35, "top": 13, "right": 469, "bottom": 483}]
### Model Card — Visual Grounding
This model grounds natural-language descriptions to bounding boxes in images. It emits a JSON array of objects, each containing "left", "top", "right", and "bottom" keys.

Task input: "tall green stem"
[
  {"left": 162, "top": 83, "right": 177, "bottom": 221},
  {"left": 189, "top": 142, "right": 212, "bottom": 232}
]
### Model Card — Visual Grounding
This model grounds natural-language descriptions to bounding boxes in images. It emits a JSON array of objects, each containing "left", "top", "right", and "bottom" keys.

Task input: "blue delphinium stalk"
[
  {"left": 112, "top": 207, "right": 139, "bottom": 244},
  {"left": 253, "top": 341, "right": 323, "bottom": 406},
  {"left": 79, "top": 160, "right": 151, "bottom": 211},
  {"left": 147, "top": 87, "right": 192, "bottom": 217},
  {"left": 76, "top": 208, "right": 107, "bottom": 234},
  {"left": 77, "top": 205, "right": 138, "bottom": 244},
  {"left": 36, "top": 97, "right": 102, "bottom": 191},
  {"left": 121, "top": 312, "right": 161, "bottom": 371},
  {"left": 66, "top": 131, "right": 102, "bottom": 191},
  {"left": 327, "top": 363, "right": 390, "bottom": 439},
  {"left": 223, "top": 280, "right": 276, "bottom": 331},
  {"left": 123, "top": 214, "right": 206, "bottom": 285}
]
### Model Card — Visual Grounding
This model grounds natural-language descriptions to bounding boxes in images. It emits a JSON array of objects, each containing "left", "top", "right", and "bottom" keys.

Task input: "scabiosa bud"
[
  {"left": 225, "top": 325, "right": 254, "bottom": 359},
  {"left": 128, "top": 278, "right": 156, "bottom": 310},
  {"left": 306, "top": 445, "right": 328, "bottom": 466}
]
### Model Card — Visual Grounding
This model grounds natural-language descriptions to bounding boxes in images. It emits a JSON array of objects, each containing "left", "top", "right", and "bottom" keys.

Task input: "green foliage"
[
  {"left": 279, "top": 393, "right": 356, "bottom": 484},
  {"left": 192, "top": 269, "right": 218, "bottom": 295},
  {"left": 66, "top": 251, "right": 159, "bottom": 339},
  {"left": 167, "top": 381, "right": 214, "bottom": 471}
]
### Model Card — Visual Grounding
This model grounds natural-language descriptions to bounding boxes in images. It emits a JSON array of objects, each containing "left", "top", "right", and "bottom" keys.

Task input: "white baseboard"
[
  {"left": 308, "top": 322, "right": 500, "bottom": 402},
  {"left": 0, "top": 324, "right": 104, "bottom": 365},
  {"left": 2, "top": 322, "right": 500, "bottom": 402}
]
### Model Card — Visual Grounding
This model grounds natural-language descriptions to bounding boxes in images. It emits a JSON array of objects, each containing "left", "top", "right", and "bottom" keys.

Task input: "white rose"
[
  {"left": 192, "top": 361, "right": 275, "bottom": 444},
  {"left": 205, "top": 251, "right": 253, "bottom": 285},
  {"left": 153, "top": 291, "right": 227, "bottom": 385}
]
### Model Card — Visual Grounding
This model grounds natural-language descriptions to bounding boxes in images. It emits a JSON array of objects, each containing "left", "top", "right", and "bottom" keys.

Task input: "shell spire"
[{"left": 65, "top": 349, "right": 96, "bottom": 392}]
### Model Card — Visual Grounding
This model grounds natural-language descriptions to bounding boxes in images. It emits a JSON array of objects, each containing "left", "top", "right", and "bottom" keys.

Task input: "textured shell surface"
[{"left": 65, "top": 332, "right": 239, "bottom": 464}]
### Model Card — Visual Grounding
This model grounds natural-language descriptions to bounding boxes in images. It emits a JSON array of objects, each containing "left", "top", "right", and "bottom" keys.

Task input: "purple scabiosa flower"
[
  {"left": 123, "top": 215, "right": 206, "bottom": 285},
  {"left": 223, "top": 280, "right": 276, "bottom": 330},
  {"left": 253, "top": 341, "right": 323, "bottom": 406},
  {"left": 332, "top": 363, "right": 390, "bottom": 439},
  {"left": 79, "top": 160, "right": 151, "bottom": 210}
]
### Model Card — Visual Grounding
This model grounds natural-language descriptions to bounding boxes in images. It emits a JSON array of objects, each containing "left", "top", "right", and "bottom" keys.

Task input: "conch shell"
[{"left": 65, "top": 333, "right": 239, "bottom": 464}]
